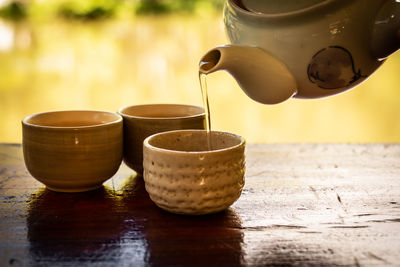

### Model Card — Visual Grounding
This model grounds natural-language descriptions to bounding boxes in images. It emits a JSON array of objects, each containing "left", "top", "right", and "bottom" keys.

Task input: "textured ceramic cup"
[
  {"left": 118, "top": 104, "right": 206, "bottom": 175},
  {"left": 143, "top": 130, "right": 246, "bottom": 215},
  {"left": 22, "top": 110, "right": 123, "bottom": 192}
]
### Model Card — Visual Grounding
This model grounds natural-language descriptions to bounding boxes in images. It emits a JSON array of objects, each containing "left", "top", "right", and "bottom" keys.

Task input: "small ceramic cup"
[
  {"left": 118, "top": 104, "right": 206, "bottom": 175},
  {"left": 22, "top": 110, "right": 123, "bottom": 192},
  {"left": 143, "top": 129, "right": 246, "bottom": 215}
]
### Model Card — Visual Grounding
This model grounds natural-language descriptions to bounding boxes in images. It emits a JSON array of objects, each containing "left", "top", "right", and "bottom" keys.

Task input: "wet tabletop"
[{"left": 1, "top": 143, "right": 400, "bottom": 266}]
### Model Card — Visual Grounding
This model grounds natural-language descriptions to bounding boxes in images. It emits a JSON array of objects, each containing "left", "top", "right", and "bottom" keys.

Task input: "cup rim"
[
  {"left": 118, "top": 103, "right": 205, "bottom": 120},
  {"left": 144, "top": 129, "right": 246, "bottom": 155},
  {"left": 22, "top": 110, "right": 122, "bottom": 130}
]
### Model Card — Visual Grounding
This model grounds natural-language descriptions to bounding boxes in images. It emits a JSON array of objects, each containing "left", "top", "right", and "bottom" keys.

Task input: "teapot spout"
[{"left": 200, "top": 45, "right": 297, "bottom": 104}]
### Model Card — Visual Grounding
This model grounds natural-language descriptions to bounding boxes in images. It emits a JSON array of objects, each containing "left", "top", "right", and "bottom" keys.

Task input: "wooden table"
[{"left": 1, "top": 143, "right": 399, "bottom": 266}]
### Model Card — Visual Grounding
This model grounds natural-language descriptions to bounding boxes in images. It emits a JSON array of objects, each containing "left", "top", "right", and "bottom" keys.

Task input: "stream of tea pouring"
[{"left": 199, "top": 60, "right": 213, "bottom": 150}]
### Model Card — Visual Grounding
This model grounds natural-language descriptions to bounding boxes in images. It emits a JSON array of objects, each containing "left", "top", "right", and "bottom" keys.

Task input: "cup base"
[
  {"left": 153, "top": 202, "right": 232, "bottom": 216},
  {"left": 45, "top": 184, "right": 103, "bottom": 193}
]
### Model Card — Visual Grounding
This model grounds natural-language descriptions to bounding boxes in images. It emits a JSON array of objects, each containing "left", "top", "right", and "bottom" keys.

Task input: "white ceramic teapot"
[{"left": 200, "top": 0, "right": 400, "bottom": 104}]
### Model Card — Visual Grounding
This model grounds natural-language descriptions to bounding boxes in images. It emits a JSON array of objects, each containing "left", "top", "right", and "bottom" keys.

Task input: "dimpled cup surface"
[{"left": 143, "top": 130, "right": 246, "bottom": 215}]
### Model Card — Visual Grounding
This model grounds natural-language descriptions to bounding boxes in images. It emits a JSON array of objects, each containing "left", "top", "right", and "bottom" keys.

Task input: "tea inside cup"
[{"left": 143, "top": 129, "right": 246, "bottom": 215}]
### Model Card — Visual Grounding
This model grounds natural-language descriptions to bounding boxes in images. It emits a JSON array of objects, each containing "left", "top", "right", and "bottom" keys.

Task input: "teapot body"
[{"left": 224, "top": 0, "right": 386, "bottom": 99}]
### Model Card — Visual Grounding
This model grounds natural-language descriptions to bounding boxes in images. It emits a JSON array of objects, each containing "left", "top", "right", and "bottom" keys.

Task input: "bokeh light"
[{"left": 0, "top": 0, "right": 399, "bottom": 143}]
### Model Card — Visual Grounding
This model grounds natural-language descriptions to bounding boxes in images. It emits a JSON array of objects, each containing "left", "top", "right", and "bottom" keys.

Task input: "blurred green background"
[{"left": 0, "top": 0, "right": 399, "bottom": 143}]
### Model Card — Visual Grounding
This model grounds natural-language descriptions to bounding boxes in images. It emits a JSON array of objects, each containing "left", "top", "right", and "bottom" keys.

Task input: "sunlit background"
[{"left": 1, "top": 0, "right": 399, "bottom": 143}]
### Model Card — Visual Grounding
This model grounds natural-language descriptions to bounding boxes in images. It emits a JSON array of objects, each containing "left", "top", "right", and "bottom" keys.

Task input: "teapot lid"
[{"left": 238, "top": 0, "right": 333, "bottom": 14}]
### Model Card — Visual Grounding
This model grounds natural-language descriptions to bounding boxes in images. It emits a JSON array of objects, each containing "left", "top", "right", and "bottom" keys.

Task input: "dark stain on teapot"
[{"left": 307, "top": 46, "right": 365, "bottom": 90}]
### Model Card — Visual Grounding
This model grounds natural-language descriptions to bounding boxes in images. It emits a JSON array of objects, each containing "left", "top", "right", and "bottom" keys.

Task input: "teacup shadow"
[
  {"left": 121, "top": 180, "right": 245, "bottom": 266},
  {"left": 26, "top": 175, "right": 145, "bottom": 264},
  {"left": 27, "top": 172, "right": 245, "bottom": 265},
  {"left": 144, "top": 209, "right": 245, "bottom": 265}
]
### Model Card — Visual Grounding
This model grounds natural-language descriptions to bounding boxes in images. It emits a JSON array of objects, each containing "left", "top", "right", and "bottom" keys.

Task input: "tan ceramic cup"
[
  {"left": 22, "top": 110, "right": 123, "bottom": 192},
  {"left": 143, "top": 129, "right": 246, "bottom": 215},
  {"left": 118, "top": 104, "right": 206, "bottom": 175}
]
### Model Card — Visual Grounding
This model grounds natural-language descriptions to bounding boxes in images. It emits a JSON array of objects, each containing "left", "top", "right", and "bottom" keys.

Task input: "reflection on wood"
[{"left": 0, "top": 143, "right": 400, "bottom": 266}]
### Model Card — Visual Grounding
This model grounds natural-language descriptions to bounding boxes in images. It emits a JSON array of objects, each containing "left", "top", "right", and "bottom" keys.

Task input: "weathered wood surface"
[{"left": 0, "top": 143, "right": 399, "bottom": 266}]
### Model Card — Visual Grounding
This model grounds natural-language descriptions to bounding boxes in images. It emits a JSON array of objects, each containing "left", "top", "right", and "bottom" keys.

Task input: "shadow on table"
[
  {"left": 26, "top": 175, "right": 245, "bottom": 265},
  {"left": 26, "top": 174, "right": 146, "bottom": 264},
  {"left": 122, "top": 178, "right": 245, "bottom": 266}
]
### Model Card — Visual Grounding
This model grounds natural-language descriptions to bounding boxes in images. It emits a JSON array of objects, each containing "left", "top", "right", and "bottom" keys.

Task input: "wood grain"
[{"left": 1, "top": 143, "right": 399, "bottom": 266}]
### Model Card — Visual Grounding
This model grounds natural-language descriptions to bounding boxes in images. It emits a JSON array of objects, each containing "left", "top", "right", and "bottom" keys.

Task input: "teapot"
[{"left": 200, "top": 0, "right": 400, "bottom": 104}]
